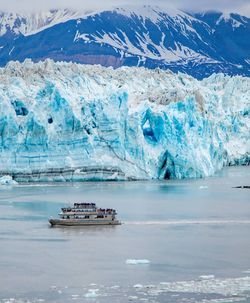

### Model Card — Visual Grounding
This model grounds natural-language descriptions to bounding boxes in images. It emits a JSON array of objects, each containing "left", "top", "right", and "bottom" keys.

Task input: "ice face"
[{"left": 0, "top": 60, "right": 249, "bottom": 181}]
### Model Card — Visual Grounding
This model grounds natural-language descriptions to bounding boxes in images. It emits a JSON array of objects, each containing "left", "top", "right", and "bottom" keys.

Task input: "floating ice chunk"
[
  {"left": 199, "top": 185, "right": 208, "bottom": 189},
  {"left": 199, "top": 274, "right": 215, "bottom": 279},
  {"left": 145, "top": 284, "right": 155, "bottom": 288},
  {"left": 126, "top": 259, "right": 150, "bottom": 265},
  {"left": 134, "top": 284, "right": 144, "bottom": 288},
  {"left": 128, "top": 296, "right": 138, "bottom": 300},
  {"left": 0, "top": 175, "right": 18, "bottom": 185},
  {"left": 71, "top": 294, "right": 79, "bottom": 298},
  {"left": 110, "top": 285, "right": 120, "bottom": 289},
  {"left": 84, "top": 289, "right": 99, "bottom": 298},
  {"left": 84, "top": 292, "right": 98, "bottom": 298}
]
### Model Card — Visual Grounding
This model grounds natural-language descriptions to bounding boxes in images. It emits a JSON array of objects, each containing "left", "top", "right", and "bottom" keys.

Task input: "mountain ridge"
[{"left": 0, "top": 5, "right": 249, "bottom": 79}]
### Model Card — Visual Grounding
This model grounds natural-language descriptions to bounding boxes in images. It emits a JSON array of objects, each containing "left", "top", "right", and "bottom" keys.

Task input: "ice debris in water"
[
  {"left": 242, "top": 269, "right": 250, "bottom": 274},
  {"left": 135, "top": 276, "right": 250, "bottom": 297},
  {"left": 133, "top": 284, "right": 144, "bottom": 288},
  {"left": 0, "top": 175, "right": 18, "bottom": 185},
  {"left": 110, "top": 285, "right": 120, "bottom": 289},
  {"left": 126, "top": 259, "right": 150, "bottom": 265},
  {"left": 199, "top": 185, "right": 208, "bottom": 189},
  {"left": 199, "top": 275, "right": 215, "bottom": 279},
  {"left": 84, "top": 289, "right": 99, "bottom": 298},
  {"left": 128, "top": 295, "right": 138, "bottom": 300},
  {"left": 0, "top": 60, "right": 249, "bottom": 181}
]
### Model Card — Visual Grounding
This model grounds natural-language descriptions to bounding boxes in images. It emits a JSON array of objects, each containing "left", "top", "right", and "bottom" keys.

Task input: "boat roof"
[{"left": 73, "top": 202, "right": 96, "bottom": 207}]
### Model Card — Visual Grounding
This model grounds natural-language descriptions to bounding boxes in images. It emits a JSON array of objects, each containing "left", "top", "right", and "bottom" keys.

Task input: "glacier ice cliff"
[{"left": 0, "top": 59, "right": 249, "bottom": 181}]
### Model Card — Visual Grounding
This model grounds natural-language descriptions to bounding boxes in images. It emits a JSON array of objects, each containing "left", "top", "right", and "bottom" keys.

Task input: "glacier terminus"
[{"left": 0, "top": 60, "right": 249, "bottom": 182}]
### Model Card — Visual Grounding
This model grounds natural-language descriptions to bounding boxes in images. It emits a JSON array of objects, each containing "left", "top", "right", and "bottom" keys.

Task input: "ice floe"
[{"left": 126, "top": 259, "right": 150, "bottom": 265}]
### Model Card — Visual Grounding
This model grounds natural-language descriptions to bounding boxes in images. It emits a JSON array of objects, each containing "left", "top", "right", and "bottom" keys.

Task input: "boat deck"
[{"left": 49, "top": 218, "right": 121, "bottom": 226}]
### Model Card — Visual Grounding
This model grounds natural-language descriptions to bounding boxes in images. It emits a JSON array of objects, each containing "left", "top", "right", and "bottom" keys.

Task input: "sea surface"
[{"left": 0, "top": 166, "right": 250, "bottom": 303}]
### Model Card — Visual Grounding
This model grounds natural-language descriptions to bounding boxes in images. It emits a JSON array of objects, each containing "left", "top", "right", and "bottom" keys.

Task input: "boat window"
[{"left": 85, "top": 215, "right": 89, "bottom": 219}]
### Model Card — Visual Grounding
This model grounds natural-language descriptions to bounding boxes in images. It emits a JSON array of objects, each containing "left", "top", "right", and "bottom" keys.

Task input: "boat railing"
[
  {"left": 62, "top": 207, "right": 116, "bottom": 213},
  {"left": 97, "top": 209, "right": 117, "bottom": 215}
]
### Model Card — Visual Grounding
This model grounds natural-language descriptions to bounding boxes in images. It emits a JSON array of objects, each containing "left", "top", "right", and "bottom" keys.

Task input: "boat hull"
[{"left": 49, "top": 218, "right": 121, "bottom": 226}]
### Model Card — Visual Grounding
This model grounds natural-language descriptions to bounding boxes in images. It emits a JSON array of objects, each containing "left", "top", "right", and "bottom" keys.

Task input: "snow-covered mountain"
[
  {"left": 0, "top": 60, "right": 249, "bottom": 181},
  {"left": 0, "top": 9, "right": 81, "bottom": 36},
  {"left": 0, "top": 6, "right": 249, "bottom": 78}
]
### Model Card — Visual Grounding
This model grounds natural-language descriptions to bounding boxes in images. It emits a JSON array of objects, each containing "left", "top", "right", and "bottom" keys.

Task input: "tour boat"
[{"left": 49, "top": 202, "right": 121, "bottom": 226}]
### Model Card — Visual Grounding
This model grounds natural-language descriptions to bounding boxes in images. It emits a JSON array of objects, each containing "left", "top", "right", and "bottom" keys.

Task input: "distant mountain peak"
[{"left": 0, "top": 5, "right": 249, "bottom": 79}]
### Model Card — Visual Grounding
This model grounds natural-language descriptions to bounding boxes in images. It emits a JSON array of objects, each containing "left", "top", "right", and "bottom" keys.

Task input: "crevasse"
[{"left": 0, "top": 59, "right": 249, "bottom": 181}]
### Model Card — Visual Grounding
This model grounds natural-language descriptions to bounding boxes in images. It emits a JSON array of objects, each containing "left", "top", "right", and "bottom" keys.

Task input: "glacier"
[{"left": 0, "top": 59, "right": 249, "bottom": 181}]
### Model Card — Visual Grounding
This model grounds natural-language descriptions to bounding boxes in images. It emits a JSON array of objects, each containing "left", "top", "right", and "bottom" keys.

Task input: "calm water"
[{"left": 0, "top": 166, "right": 250, "bottom": 303}]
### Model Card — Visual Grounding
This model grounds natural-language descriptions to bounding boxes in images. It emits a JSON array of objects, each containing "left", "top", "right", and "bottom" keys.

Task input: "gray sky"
[{"left": 1, "top": 0, "right": 250, "bottom": 16}]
